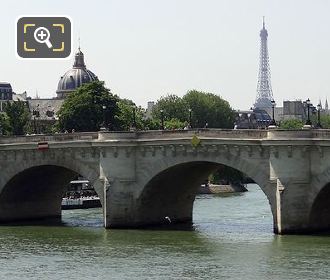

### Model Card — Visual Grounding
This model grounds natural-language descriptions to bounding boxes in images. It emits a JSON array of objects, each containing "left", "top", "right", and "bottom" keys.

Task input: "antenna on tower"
[
  {"left": 78, "top": 36, "right": 81, "bottom": 51},
  {"left": 263, "top": 16, "right": 265, "bottom": 29}
]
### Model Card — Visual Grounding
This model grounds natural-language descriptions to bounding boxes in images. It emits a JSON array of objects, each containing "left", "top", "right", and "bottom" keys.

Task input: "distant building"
[
  {"left": 0, "top": 83, "right": 29, "bottom": 112},
  {"left": 56, "top": 48, "right": 98, "bottom": 99},
  {"left": 26, "top": 48, "right": 99, "bottom": 128},
  {"left": 0, "top": 82, "right": 13, "bottom": 100},
  {"left": 272, "top": 100, "right": 318, "bottom": 123},
  {"left": 0, "top": 82, "right": 13, "bottom": 111},
  {"left": 0, "top": 48, "right": 100, "bottom": 133},
  {"left": 235, "top": 108, "right": 272, "bottom": 129},
  {"left": 145, "top": 101, "right": 155, "bottom": 119},
  {"left": 282, "top": 100, "right": 305, "bottom": 120}
]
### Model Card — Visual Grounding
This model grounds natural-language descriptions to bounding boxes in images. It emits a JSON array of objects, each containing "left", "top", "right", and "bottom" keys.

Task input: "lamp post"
[
  {"left": 270, "top": 99, "right": 276, "bottom": 126},
  {"left": 247, "top": 113, "right": 251, "bottom": 128},
  {"left": 316, "top": 103, "right": 322, "bottom": 128},
  {"left": 33, "top": 104, "right": 40, "bottom": 134},
  {"left": 102, "top": 105, "right": 107, "bottom": 130},
  {"left": 188, "top": 108, "right": 192, "bottom": 128},
  {"left": 306, "top": 98, "right": 312, "bottom": 126},
  {"left": 132, "top": 106, "right": 136, "bottom": 129},
  {"left": 160, "top": 109, "right": 164, "bottom": 130},
  {"left": 33, "top": 115, "right": 37, "bottom": 134}
]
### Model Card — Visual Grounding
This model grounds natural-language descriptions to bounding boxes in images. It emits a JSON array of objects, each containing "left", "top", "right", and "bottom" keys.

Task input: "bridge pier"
[
  {"left": 270, "top": 145, "right": 312, "bottom": 234},
  {"left": 103, "top": 179, "right": 137, "bottom": 228}
]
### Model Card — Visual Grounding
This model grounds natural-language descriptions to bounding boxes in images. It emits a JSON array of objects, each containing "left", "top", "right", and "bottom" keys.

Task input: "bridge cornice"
[{"left": 2, "top": 129, "right": 330, "bottom": 150}]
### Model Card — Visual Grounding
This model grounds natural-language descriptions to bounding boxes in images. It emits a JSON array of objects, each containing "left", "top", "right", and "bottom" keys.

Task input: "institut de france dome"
[{"left": 56, "top": 48, "right": 98, "bottom": 99}]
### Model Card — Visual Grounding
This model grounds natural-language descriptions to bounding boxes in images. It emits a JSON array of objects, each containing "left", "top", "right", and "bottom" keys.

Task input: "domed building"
[{"left": 56, "top": 48, "right": 98, "bottom": 99}]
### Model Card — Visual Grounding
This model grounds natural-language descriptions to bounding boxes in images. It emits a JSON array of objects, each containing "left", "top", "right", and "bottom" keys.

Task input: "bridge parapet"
[
  {"left": 98, "top": 129, "right": 269, "bottom": 141},
  {"left": 267, "top": 129, "right": 330, "bottom": 141},
  {"left": 3, "top": 129, "right": 330, "bottom": 146},
  {"left": 0, "top": 132, "right": 98, "bottom": 144}
]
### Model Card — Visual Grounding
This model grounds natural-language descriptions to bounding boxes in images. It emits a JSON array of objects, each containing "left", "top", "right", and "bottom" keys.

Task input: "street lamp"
[
  {"left": 247, "top": 113, "right": 251, "bottom": 128},
  {"left": 305, "top": 98, "right": 312, "bottom": 126},
  {"left": 132, "top": 106, "right": 136, "bottom": 129},
  {"left": 316, "top": 103, "right": 322, "bottom": 129},
  {"left": 33, "top": 104, "right": 40, "bottom": 134},
  {"left": 188, "top": 108, "right": 192, "bottom": 128},
  {"left": 102, "top": 105, "right": 107, "bottom": 130},
  {"left": 270, "top": 99, "right": 276, "bottom": 126},
  {"left": 160, "top": 109, "right": 164, "bottom": 130}
]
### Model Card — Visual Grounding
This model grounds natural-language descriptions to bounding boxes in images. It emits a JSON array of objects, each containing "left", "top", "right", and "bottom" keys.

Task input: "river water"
[{"left": 1, "top": 184, "right": 330, "bottom": 279}]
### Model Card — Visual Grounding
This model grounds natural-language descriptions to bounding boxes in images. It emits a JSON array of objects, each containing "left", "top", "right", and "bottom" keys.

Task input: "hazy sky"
[{"left": 1, "top": 0, "right": 330, "bottom": 110}]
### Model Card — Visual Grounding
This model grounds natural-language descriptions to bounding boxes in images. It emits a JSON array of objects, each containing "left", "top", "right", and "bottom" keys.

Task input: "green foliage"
[
  {"left": 152, "top": 90, "right": 235, "bottom": 129},
  {"left": 183, "top": 90, "right": 235, "bottom": 128},
  {"left": 57, "top": 81, "right": 120, "bottom": 132},
  {"left": 116, "top": 99, "right": 145, "bottom": 130},
  {"left": 279, "top": 119, "right": 304, "bottom": 129},
  {"left": 142, "top": 118, "right": 160, "bottom": 130},
  {"left": 4, "top": 101, "right": 30, "bottom": 135},
  {"left": 0, "top": 113, "right": 11, "bottom": 135},
  {"left": 319, "top": 114, "right": 330, "bottom": 128},
  {"left": 209, "top": 166, "right": 245, "bottom": 184},
  {"left": 152, "top": 94, "right": 188, "bottom": 122},
  {"left": 164, "top": 118, "right": 185, "bottom": 130}
]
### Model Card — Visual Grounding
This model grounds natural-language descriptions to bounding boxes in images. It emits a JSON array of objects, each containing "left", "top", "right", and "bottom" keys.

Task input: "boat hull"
[{"left": 61, "top": 197, "right": 101, "bottom": 210}]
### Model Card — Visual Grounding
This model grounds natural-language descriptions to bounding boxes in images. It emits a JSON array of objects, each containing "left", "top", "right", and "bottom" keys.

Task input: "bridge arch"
[
  {"left": 0, "top": 158, "right": 100, "bottom": 223},
  {"left": 308, "top": 182, "right": 330, "bottom": 232},
  {"left": 134, "top": 153, "right": 274, "bottom": 228},
  {"left": 308, "top": 168, "right": 330, "bottom": 232}
]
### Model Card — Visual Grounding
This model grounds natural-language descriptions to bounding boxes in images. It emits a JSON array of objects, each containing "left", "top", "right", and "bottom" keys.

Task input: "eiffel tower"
[{"left": 254, "top": 17, "right": 274, "bottom": 109}]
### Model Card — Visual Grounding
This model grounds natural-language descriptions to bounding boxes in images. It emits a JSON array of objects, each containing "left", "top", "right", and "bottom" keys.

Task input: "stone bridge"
[{"left": 1, "top": 129, "right": 330, "bottom": 234}]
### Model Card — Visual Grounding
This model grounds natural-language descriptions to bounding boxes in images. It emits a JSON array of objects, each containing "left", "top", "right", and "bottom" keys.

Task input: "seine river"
[{"left": 1, "top": 184, "right": 330, "bottom": 279}]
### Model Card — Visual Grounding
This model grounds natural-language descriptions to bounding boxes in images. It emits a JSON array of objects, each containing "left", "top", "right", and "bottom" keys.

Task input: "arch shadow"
[
  {"left": 0, "top": 164, "right": 102, "bottom": 224},
  {"left": 309, "top": 182, "right": 330, "bottom": 233},
  {"left": 136, "top": 160, "right": 273, "bottom": 229}
]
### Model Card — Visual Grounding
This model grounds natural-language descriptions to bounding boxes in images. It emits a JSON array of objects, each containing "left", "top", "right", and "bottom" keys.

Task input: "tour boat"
[
  {"left": 199, "top": 182, "right": 247, "bottom": 194},
  {"left": 61, "top": 179, "right": 101, "bottom": 210},
  {"left": 61, "top": 196, "right": 101, "bottom": 210}
]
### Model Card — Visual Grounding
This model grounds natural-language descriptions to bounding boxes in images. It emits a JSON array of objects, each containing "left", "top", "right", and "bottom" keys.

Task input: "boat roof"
[{"left": 70, "top": 180, "right": 89, "bottom": 184}]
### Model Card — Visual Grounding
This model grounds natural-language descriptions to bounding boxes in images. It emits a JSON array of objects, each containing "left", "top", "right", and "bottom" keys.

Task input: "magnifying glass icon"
[{"left": 34, "top": 27, "right": 53, "bottom": 49}]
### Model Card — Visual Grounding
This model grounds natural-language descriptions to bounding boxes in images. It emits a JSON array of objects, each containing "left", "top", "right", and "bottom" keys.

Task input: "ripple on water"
[{"left": 0, "top": 184, "right": 330, "bottom": 279}]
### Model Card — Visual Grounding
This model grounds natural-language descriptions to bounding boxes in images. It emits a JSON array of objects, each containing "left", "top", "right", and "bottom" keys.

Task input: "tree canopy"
[
  {"left": 319, "top": 114, "right": 330, "bottom": 128},
  {"left": 152, "top": 90, "right": 234, "bottom": 129},
  {"left": 183, "top": 90, "right": 235, "bottom": 128},
  {"left": 57, "top": 81, "right": 121, "bottom": 132},
  {"left": 279, "top": 119, "right": 304, "bottom": 129},
  {"left": 4, "top": 101, "right": 30, "bottom": 135},
  {"left": 0, "top": 113, "right": 11, "bottom": 135},
  {"left": 152, "top": 94, "right": 188, "bottom": 122},
  {"left": 116, "top": 99, "right": 146, "bottom": 130}
]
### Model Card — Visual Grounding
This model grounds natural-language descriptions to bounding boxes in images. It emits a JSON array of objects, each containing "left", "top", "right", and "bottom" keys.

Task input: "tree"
[
  {"left": 152, "top": 94, "right": 188, "bottom": 123},
  {"left": 182, "top": 90, "right": 235, "bottom": 128},
  {"left": 116, "top": 99, "right": 146, "bottom": 130},
  {"left": 152, "top": 90, "right": 235, "bottom": 129},
  {"left": 57, "top": 81, "right": 121, "bottom": 132},
  {"left": 319, "top": 114, "right": 330, "bottom": 128},
  {"left": 0, "top": 113, "right": 11, "bottom": 135},
  {"left": 279, "top": 119, "right": 304, "bottom": 129},
  {"left": 4, "top": 101, "right": 30, "bottom": 135},
  {"left": 164, "top": 118, "right": 186, "bottom": 130},
  {"left": 209, "top": 165, "right": 245, "bottom": 184}
]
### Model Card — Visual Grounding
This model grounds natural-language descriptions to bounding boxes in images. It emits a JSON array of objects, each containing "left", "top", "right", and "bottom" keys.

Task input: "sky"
[{"left": 1, "top": 0, "right": 330, "bottom": 110}]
